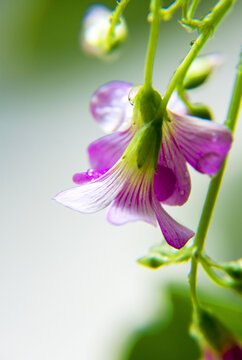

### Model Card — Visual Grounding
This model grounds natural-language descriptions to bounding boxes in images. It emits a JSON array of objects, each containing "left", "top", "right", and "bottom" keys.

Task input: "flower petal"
[
  {"left": 106, "top": 172, "right": 157, "bottom": 226},
  {"left": 88, "top": 128, "right": 134, "bottom": 171},
  {"left": 153, "top": 199, "right": 194, "bottom": 249},
  {"left": 156, "top": 122, "right": 191, "bottom": 206},
  {"left": 167, "top": 91, "right": 188, "bottom": 115},
  {"left": 54, "top": 165, "right": 124, "bottom": 213},
  {"left": 153, "top": 164, "right": 176, "bottom": 202},
  {"left": 171, "top": 111, "right": 232, "bottom": 175},
  {"left": 72, "top": 169, "right": 107, "bottom": 185},
  {"left": 90, "top": 81, "right": 133, "bottom": 133}
]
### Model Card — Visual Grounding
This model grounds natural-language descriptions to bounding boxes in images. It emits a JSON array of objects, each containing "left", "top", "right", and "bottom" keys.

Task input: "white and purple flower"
[{"left": 54, "top": 81, "right": 232, "bottom": 249}]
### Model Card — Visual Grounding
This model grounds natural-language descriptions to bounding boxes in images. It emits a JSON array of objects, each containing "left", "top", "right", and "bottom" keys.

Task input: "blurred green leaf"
[{"left": 119, "top": 285, "right": 242, "bottom": 360}]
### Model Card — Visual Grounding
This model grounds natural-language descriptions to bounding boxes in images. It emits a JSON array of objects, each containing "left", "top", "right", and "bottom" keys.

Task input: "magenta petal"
[
  {"left": 157, "top": 124, "right": 191, "bottom": 206},
  {"left": 154, "top": 165, "right": 176, "bottom": 201},
  {"left": 72, "top": 172, "right": 90, "bottom": 185},
  {"left": 153, "top": 200, "right": 194, "bottom": 249},
  {"left": 73, "top": 169, "right": 108, "bottom": 184},
  {"left": 90, "top": 81, "right": 133, "bottom": 133},
  {"left": 88, "top": 128, "right": 134, "bottom": 171},
  {"left": 171, "top": 111, "right": 232, "bottom": 175}
]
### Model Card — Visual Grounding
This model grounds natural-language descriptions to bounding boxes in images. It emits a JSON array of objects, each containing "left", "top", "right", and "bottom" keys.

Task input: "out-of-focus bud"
[
  {"left": 183, "top": 53, "right": 223, "bottom": 90},
  {"left": 223, "top": 258, "right": 242, "bottom": 281},
  {"left": 81, "top": 5, "right": 127, "bottom": 58},
  {"left": 190, "top": 103, "right": 213, "bottom": 120},
  {"left": 195, "top": 308, "right": 242, "bottom": 360}
]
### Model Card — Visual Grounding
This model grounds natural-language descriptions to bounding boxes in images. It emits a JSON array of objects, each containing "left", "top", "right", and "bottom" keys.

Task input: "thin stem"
[
  {"left": 106, "top": 0, "right": 130, "bottom": 49},
  {"left": 196, "top": 51, "right": 242, "bottom": 253},
  {"left": 144, "top": 0, "right": 161, "bottom": 90},
  {"left": 160, "top": 0, "right": 182, "bottom": 21},
  {"left": 163, "top": 0, "right": 236, "bottom": 109},
  {"left": 188, "top": 0, "right": 201, "bottom": 18},
  {"left": 189, "top": 50, "right": 242, "bottom": 307},
  {"left": 199, "top": 256, "right": 234, "bottom": 288}
]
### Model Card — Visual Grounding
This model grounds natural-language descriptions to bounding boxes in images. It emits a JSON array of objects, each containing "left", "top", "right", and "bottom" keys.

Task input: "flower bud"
[
  {"left": 223, "top": 258, "right": 242, "bottom": 281},
  {"left": 183, "top": 53, "right": 223, "bottom": 90},
  {"left": 190, "top": 103, "right": 213, "bottom": 120},
  {"left": 81, "top": 5, "right": 127, "bottom": 57}
]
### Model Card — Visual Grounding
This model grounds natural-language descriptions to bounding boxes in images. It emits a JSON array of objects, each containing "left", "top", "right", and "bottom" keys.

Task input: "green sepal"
[
  {"left": 138, "top": 242, "right": 193, "bottom": 270},
  {"left": 138, "top": 254, "right": 168, "bottom": 269},
  {"left": 133, "top": 86, "right": 162, "bottom": 126},
  {"left": 136, "top": 121, "right": 162, "bottom": 170}
]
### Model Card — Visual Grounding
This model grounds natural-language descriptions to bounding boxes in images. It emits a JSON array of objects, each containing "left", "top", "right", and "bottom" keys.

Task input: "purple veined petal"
[
  {"left": 167, "top": 91, "right": 188, "bottom": 116},
  {"left": 106, "top": 170, "right": 157, "bottom": 226},
  {"left": 171, "top": 110, "right": 233, "bottom": 175},
  {"left": 156, "top": 121, "right": 191, "bottom": 206},
  {"left": 88, "top": 127, "right": 134, "bottom": 171},
  {"left": 54, "top": 163, "right": 125, "bottom": 213},
  {"left": 153, "top": 199, "right": 194, "bottom": 249},
  {"left": 90, "top": 81, "right": 134, "bottom": 133}
]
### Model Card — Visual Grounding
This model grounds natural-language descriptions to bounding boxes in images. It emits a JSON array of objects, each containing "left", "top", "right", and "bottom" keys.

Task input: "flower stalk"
[
  {"left": 106, "top": 0, "right": 130, "bottom": 50},
  {"left": 144, "top": 0, "right": 161, "bottom": 90},
  {"left": 189, "top": 50, "right": 242, "bottom": 308}
]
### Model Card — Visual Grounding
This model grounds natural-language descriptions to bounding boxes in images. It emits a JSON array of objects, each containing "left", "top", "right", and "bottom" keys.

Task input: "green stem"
[
  {"left": 106, "top": 0, "right": 130, "bottom": 49},
  {"left": 160, "top": 0, "right": 182, "bottom": 21},
  {"left": 189, "top": 50, "right": 242, "bottom": 307},
  {"left": 163, "top": 0, "right": 236, "bottom": 109},
  {"left": 199, "top": 256, "right": 234, "bottom": 288},
  {"left": 188, "top": 0, "right": 201, "bottom": 18},
  {"left": 144, "top": 0, "right": 161, "bottom": 90}
]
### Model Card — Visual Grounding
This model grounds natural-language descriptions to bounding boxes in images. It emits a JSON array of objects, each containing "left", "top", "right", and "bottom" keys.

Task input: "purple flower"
[{"left": 54, "top": 81, "right": 232, "bottom": 249}]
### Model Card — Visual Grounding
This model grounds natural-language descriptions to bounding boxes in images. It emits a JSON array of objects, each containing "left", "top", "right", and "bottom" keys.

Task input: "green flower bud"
[
  {"left": 190, "top": 103, "right": 213, "bottom": 120},
  {"left": 223, "top": 258, "right": 242, "bottom": 281},
  {"left": 183, "top": 53, "right": 223, "bottom": 90}
]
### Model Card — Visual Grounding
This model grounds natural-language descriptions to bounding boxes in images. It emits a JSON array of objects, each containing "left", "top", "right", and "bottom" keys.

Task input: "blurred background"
[{"left": 0, "top": 0, "right": 242, "bottom": 359}]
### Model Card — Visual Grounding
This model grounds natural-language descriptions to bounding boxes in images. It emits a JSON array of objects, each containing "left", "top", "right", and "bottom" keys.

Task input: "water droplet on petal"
[
  {"left": 211, "top": 132, "right": 218, "bottom": 142},
  {"left": 128, "top": 84, "right": 142, "bottom": 105},
  {"left": 87, "top": 168, "right": 94, "bottom": 177},
  {"left": 180, "top": 190, "right": 185, "bottom": 196}
]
